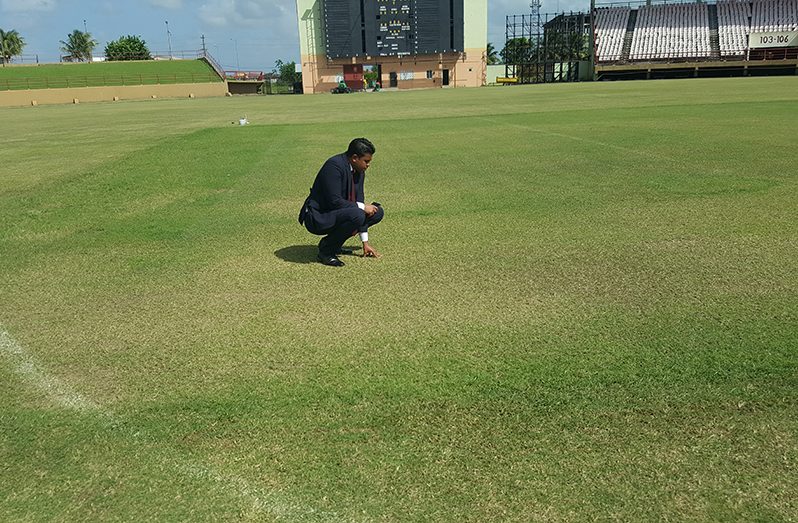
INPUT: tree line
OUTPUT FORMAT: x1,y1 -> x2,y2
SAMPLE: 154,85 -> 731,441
1,28 -> 154,64
2,26 -> 586,69
491,33 -> 590,66
472,38 -> 589,67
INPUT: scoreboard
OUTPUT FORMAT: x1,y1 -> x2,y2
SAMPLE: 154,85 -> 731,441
324,0 -> 464,58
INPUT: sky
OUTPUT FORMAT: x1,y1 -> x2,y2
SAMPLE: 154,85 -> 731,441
1,0 -> 585,71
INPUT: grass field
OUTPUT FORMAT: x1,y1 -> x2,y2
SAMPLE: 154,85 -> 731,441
1,77 -> 797,521
0,59 -> 221,91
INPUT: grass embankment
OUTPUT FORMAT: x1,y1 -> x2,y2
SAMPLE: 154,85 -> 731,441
1,78 -> 797,521
0,59 -> 221,91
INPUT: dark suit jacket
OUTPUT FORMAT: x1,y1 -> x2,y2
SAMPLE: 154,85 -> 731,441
298,153 -> 365,231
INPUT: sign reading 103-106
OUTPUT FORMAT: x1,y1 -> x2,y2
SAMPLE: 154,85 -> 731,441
748,32 -> 798,49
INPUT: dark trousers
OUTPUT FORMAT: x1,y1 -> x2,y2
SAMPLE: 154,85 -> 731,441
305,205 -> 384,256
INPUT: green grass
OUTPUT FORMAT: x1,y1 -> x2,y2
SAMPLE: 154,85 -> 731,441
0,59 -> 221,90
1,77 -> 797,521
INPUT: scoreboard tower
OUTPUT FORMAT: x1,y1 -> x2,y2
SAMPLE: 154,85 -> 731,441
296,0 -> 487,93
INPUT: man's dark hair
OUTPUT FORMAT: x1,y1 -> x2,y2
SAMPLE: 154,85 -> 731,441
346,138 -> 375,157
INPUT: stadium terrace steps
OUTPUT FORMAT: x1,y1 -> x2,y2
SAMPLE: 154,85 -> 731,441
201,55 -> 226,81
708,4 -> 722,59
709,30 -> 721,59
708,3 -> 720,31
621,9 -> 638,61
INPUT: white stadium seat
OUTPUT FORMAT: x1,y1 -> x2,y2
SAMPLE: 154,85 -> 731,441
597,0 -> 797,63
630,3 -> 711,60
595,7 -> 631,62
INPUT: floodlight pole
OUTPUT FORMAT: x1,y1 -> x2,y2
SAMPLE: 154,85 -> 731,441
165,20 -> 173,59
83,19 -> 94,62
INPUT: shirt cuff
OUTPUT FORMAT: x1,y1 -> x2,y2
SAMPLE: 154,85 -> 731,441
356,202 -> 365,210
359,231 -> 369,242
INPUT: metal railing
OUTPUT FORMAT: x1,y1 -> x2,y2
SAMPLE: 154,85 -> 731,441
599,47 -> 798,64
81,49 -> 206,62
601,51 -> 715,62
0,72 -> 222,91
1,54 -> 39,65
596,0 -> 720,7
225,70 -> 266,81
749,47 -> 798,60
201,51 -> 225,79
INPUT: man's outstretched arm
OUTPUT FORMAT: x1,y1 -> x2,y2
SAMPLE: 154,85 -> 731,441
360,203 -> 381,257
362,241 -> 380,258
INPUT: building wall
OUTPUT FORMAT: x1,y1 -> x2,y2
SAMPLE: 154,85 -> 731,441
0,81 -> 228,107
463,0 -> 488,51
486,64 -> 507,84
296,0 -> 487,93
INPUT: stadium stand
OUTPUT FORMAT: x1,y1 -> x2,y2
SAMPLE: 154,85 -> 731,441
595,7 -> 632,61
752,0 -> 798,31
594,0 -> 798,63
629,2 -> 712,60
718,0 -> 751,57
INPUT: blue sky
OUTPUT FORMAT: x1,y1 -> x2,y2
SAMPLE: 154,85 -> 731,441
1,0 -> 583,71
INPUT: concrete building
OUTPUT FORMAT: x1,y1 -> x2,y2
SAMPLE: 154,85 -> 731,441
296,0 -> 487,94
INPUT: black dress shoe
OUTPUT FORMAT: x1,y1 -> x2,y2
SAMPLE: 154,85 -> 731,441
337,247 -> 354,255
317,254 -> 345,267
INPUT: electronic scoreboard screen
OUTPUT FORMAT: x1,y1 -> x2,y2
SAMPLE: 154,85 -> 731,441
324,0 -> 464,59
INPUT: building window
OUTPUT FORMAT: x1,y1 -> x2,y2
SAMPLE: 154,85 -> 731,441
426,70 -> 433,79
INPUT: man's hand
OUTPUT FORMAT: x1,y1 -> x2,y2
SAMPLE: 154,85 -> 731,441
364,204 -> 378,217
362,242 -> 380,258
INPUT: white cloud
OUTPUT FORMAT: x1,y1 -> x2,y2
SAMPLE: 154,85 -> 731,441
148,0 -> 182,8
198,0 -> 290,28
1,0 -> 56,12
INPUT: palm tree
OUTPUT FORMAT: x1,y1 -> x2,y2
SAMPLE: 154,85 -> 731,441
0,29 -> 25,66
500,37 -> 533,66
60,30 -> 97,62
486,42 -> 500,65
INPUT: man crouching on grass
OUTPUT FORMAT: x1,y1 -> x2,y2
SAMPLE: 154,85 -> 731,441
298,138 -> 384,267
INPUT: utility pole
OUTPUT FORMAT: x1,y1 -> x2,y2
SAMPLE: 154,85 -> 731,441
165,20 -> 173,59
231,38 -> 240,71
84,19 -> 93,62
201,34 -> 207,56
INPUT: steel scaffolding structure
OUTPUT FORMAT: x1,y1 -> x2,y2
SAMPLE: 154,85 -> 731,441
505,1 -> 594,83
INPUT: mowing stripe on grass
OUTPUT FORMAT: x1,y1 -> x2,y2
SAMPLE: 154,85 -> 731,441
480,116 -> 681,163
0,325 -> 344,522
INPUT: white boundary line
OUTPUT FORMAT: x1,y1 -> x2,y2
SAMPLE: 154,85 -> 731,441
0,329 -> 99,412
0,327 -> 346,522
